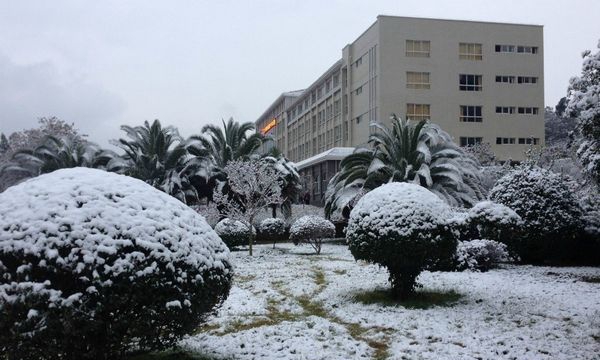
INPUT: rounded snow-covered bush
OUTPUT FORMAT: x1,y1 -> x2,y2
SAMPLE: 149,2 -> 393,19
455,239 -> 512,272
489,166 -> 583,263
0,168 -> 233,360
289,215 -> 335,254
214,218 -> 254,249
466,201 -> 523,252
346,183 -> 457,298
258,218 -> 287,247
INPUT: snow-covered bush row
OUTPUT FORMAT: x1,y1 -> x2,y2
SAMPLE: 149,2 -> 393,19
290,215 -> 335,254
455,239 -> 512,272
0,168 -> 233,359
215,218 -> 255,249
489,166 -> 583,263
346,183 -> 456,298
466,201 -> 523,252
258,218 -> 287,247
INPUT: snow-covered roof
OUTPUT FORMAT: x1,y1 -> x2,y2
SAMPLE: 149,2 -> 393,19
283,89 -> 305,97
295,147 -> 355,170
255,90 -> 305,124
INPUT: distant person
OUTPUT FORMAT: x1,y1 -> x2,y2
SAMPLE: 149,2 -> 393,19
303,192 -> 310,205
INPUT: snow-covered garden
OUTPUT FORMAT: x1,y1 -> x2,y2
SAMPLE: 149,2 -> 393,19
182,243 -> 600,360
1,40 -> 600,360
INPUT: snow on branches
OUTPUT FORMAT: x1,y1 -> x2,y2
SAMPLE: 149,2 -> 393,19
566,39 -> 600,184
210,159 -> 283,255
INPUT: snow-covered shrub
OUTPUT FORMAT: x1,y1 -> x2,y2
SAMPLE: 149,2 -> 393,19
455,239 -> 512,271
447,210 -> 470,240
489,166 -> 583,263
289,215 -> 335,254
214,218 -> 254,249
258,218 -> 287,247
466,201 -> 523,253
0,168 -> 233,359
346,183 -> 457,298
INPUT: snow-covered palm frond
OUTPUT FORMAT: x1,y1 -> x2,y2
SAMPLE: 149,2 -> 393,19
325,114 -> 485,218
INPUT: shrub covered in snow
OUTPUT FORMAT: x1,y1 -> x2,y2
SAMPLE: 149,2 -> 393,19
455,239 -> 512,271
214,218 -> 254,249
258,218 -> 288,247
0,168 -> 233,359
289,215 -> 335,254
489,166 -> 583,263
346,183 -> 457,298
466,201 -> 523,253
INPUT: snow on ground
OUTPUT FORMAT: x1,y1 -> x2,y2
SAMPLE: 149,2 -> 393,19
181,243 -> 600,360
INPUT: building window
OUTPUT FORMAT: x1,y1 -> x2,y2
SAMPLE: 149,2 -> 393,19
406,72 -> 430,89
406,40 -> 430,57
495,44 -> 515,53
517,46 -> 538,54
406,103 -> 430,121
344,122 -> 349,140
356,114 -> 361,124
496,137 -> 516,144
496,75 -> 515,83
355,57 -> 363,67
333,74 -> 340,87
355,86 -> 363,95
459,106 -> 483,122
334,125 -> 341,143
459,74 -> 483,91
517,107 -> 539,115
334,99 -> 341,115
460,137 -> 483,147
517,76 -> 538,84
459,43 -> 483,60
496,106 -> 515,114
518,137 -> 540,145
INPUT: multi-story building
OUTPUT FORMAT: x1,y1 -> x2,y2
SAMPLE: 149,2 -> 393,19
255,15 -> 544,205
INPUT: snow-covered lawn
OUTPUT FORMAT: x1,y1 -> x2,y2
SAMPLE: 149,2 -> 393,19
181,243 -> 600,360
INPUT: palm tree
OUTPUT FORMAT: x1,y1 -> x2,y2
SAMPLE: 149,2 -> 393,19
106,120 -> 207,204
1,135 -> 103,178
193,118 -> 264,169
325,115 -> 485,218
189,118 -> 264,200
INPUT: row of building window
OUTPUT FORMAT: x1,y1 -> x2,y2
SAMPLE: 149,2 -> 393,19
405,40 -> 538,58
402,104 -> 539,122
496,106 -> 539,115
402,72 -> 538,91
496,137 -> 541,145
495,44 -> 538,54
459,137 -> 540,147
291,73 -> 342,120
496,75 -> 538,84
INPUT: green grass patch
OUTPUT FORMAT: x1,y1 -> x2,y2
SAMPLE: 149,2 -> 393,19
352,288 -> 463,309
297,295 -> 329,318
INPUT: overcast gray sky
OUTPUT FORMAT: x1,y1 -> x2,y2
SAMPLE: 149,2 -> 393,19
1,0 -> 599,146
